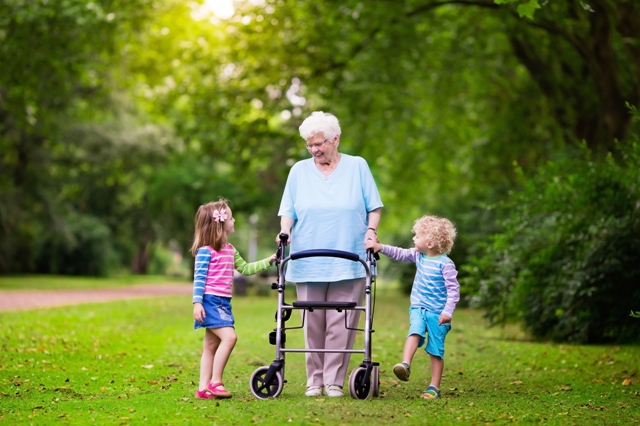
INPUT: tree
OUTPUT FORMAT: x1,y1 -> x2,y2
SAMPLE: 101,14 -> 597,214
4,0 -> 636,282
0,0 -> 155,273
352,0 -> 640,152
499,0 -> 639,153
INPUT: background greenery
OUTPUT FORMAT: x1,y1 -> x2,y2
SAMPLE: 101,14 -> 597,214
1,0 -> 639,343
1,288 -> 638,425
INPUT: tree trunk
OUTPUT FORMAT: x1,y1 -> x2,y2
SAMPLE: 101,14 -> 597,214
131,242 -> 150,274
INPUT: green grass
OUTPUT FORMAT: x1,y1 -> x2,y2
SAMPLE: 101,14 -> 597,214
0,285 -> 639,425
0,275 -> 189,290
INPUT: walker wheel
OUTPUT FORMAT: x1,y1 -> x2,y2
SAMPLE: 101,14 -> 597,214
348,366 -> 373,400
372,365 -> 380,397
250,366 -> 284,399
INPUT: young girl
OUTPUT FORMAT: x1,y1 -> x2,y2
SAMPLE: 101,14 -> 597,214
191,198 -> 276,399
365,215 -> 460,400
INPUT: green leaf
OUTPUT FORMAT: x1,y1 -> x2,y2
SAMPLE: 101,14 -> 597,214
517,0 -> 541,19
494,0 -> 541,19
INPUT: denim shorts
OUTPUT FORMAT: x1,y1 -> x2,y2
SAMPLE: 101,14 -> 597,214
407,307 -> 451,359
194,294 -> 235,330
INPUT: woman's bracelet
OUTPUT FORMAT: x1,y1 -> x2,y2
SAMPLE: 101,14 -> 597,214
367,227 -> 377,234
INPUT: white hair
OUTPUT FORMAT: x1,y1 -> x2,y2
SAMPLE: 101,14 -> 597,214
299,111 -> 341,140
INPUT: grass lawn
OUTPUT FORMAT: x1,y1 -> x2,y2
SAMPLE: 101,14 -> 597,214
0,284 -> 638,425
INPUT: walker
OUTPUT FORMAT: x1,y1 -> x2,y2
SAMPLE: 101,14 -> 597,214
249,233 -> 380,400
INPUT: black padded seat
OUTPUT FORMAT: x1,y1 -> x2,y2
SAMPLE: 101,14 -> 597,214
292,301 -> 357,310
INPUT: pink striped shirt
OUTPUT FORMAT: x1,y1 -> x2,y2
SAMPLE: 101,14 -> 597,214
192,244 -> 272,303
203,244 -> 235,298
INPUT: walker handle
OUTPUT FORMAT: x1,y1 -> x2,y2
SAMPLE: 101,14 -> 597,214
289,249 -> 360,262
276,233 -> 289,262
367,248 -> 380,261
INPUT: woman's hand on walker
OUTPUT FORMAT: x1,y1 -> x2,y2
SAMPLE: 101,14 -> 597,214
193,303 -> 206,323
275,232 -> 291,245
364,227 -> 379,243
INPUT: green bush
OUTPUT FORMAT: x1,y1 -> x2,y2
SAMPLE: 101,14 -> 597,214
466,142 -> 640,343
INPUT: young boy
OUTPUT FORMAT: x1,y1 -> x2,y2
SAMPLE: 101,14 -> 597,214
365,215 -> 460,399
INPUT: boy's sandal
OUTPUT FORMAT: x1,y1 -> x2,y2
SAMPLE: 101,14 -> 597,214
421,385 -> 441,400
393,362 -> 411,381
207,381 -> 232,398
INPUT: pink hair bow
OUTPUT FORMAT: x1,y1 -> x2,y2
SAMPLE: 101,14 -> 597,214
213,209 -> 228,223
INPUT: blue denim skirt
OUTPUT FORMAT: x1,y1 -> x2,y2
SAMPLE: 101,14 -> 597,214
194,294 -> 235,330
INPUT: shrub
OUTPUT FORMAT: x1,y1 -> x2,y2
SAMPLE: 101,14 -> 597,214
466,142 -> 640,343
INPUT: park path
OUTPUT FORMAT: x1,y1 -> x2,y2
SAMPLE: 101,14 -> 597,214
0,284 -> 192,311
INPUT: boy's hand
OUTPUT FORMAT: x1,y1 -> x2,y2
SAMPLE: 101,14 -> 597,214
268,253 -> 277,265
193,302 -> 206,323
438,314 -> 451,326
364,239 -> 382,253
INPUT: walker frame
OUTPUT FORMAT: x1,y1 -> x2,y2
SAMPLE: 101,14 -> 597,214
249,233 -> 380,400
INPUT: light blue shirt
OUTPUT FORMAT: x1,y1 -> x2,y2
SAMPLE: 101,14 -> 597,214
278,154 -> 383,282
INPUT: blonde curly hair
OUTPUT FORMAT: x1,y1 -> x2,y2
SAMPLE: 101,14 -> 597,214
412,215 -> 457,254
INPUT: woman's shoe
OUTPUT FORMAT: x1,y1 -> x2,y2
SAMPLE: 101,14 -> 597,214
207,381 -> 232,398
324,384 -> 344,397
305,386 -> 323,397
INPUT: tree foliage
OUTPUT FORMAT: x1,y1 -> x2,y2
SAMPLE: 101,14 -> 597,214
1,0 -> 639,349
0,0 -> 156,273
503,0 -> 639,153
465,118 -> 640,343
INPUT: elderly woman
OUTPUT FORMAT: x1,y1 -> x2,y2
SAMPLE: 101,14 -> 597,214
277,111 -> 383,397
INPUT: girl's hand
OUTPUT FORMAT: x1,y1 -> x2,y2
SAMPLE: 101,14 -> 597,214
193,302 -> 206,323
268,253 -> 277,265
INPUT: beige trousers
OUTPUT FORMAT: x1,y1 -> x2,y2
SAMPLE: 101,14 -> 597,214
296,278 -> 366,388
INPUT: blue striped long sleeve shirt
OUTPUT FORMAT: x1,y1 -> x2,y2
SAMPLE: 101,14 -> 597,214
379,245 -> 460,318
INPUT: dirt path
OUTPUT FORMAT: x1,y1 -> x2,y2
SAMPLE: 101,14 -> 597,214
0,284 -> 192,311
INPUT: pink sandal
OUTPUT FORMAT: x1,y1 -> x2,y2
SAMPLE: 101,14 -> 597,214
195,389 -> 216,399
207,381 -> 232,398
